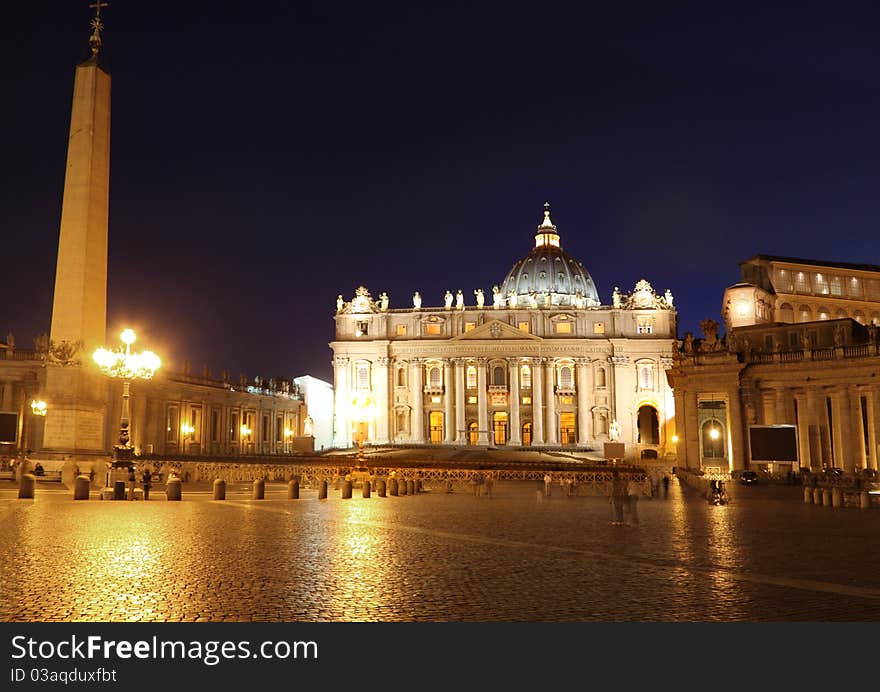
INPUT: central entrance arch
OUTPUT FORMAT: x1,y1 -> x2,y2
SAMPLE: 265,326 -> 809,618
637,404 -> 660,445
493,411 -> 508,445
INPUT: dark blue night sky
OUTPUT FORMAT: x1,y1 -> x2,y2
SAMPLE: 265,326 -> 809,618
4,2 -> 880,382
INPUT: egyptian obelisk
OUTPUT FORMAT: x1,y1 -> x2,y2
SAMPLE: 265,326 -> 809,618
42,3 -> 112,465
49,3 -> 110,355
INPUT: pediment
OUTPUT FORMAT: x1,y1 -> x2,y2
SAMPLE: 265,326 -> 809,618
451,319 -> 542,341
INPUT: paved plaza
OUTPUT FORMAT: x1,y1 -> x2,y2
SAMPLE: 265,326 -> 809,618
2,476 -> 880,622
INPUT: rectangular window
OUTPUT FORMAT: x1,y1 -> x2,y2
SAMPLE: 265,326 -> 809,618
520,365 -> 531,389
396,324 -> 407,336
849,277 -> 862,299
794,272 -> 810,293
814,273 -> 829,295
425,323 -> 441,335
231,412 -> 239,442
262,414 -> 270,442
518,322 -> 530,333
555,322 -> 572,334
356,321 -> 369,336
637,319 -> 653,334
560,396 -> 573,405
764,335 -> 774,351
866,280 -> 880,301
276,415 -> 284,442
467,396 -> 478,404
211,409 -> 220,443
166,406 -> 179,442
356,363 -> 370,390
830,276 -> 843,297
593,322 -> 605,335
465,322 -> 475,332
788,332 -> 800,349
521,396 -> 532,405
775,269 -> 793,292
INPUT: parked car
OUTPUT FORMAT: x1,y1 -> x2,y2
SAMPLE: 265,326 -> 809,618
739,470 -> 758,485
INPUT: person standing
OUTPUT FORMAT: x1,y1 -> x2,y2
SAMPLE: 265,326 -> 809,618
543,474 -> 552,497
142,468 -> 152,501
610,470 -> 626,525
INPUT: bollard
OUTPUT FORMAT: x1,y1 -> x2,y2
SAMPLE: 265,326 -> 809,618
288,479 -> 299,499
822,488 -> 831,507
213,478 -> 226,500
113,480 -> 126,501
860,490 -> 871,509
399,478 -> 408,496
342,480 -> 352,499
377,479 -> 386,497
407,480 -> 416,495
803,486 -> 812,504
252,478 -> 265,500
831,487 -> 842,508
318,479 -> 328,499
813,488 -> 821,505
18,473 -> 35,499
362,480 -> 371,498
388,478 -> 398,496
74,475 -> 90,500
166,478 -> 182,501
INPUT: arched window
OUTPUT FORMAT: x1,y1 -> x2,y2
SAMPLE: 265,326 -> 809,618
778,303 -> 794,322
637,405 -> 659,445
468,421 -> 479,446
558,365 -> 573,389
520,364 -> 532,389
798,305 -> 812,322
466,366 -> 477,389
596,368 -> 607,388
701,419 -> 724,458
397,367 -> 406,387
396,411 -> 408,435
818,307 -> 830,320
429,366 -> 442,388
522,422 -> 532,446
594,410 -> 608,436
835,309 -> 847,319
492,366 -> 505,386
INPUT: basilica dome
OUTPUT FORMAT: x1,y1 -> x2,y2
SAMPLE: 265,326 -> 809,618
498,203 -> 600,308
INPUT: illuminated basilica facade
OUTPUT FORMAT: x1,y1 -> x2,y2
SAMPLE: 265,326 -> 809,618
330,205 -> 678,460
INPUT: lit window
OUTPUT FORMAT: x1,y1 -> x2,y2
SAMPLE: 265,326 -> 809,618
467,396 -> 478,404
396,324 -> 407,336
518,322 -> 530,333
425,323 -> 441,335
465,322 -> 475,332
814,273 -> 829,295
735,301 -> 750,318
639,365 -> 654,390
558,366 -> 573,388
521,396 -> 532,405
593,322 -> 605,334
637,318 -> 653,334
850,277 -> 862,298
560,396 -> 574,405
431,396 -> 441,404
830,276 -> 843,297
520,364 -> 532,389
466,366 -> 477,388
429,366 -> 442,388
356,321 -> 369,336
555,322 -> 572,334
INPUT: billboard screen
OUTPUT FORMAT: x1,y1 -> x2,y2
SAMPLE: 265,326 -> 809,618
749,425 -> 798,462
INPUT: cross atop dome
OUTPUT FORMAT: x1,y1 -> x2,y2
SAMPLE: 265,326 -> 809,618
88,1 -> 108,59
535,201 -> 560,248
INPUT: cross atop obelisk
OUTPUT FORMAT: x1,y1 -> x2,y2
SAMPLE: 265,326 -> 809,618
88,1 -> 109,58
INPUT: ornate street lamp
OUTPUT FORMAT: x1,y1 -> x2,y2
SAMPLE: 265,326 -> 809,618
93,328 -> 160,465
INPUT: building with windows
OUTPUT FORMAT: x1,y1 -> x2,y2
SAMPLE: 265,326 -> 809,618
330,205 -> 677,461
667,256 -> 880,475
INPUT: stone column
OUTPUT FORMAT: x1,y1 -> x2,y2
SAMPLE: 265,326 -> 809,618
375,357 -> 390,444
684,390 -> 700,470
444,359 -> 455,444
673,388 -> 686,461
507,359 -> 522,446
728,387 -> 746,472
819,391 -> 833,468
610,355 -> 632,444
0,380 -> 12,412
830,390 -> 846,470
531,358 -> 545,445
576,358 -> 591,445
794,391 -> 811,470
476,358 -> 489,445
333,356 -> 350,448
410,359 -> 424,443
867,388 -> 879,471
454,358 -> 466,444
544,359 -> 557,445
774,387 -> 788,425
850,386 -> 867,470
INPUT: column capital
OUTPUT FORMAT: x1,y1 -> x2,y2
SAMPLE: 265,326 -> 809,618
410,357 -> 425,366
530,356 -> 546,366
333,356 -> 349,367
376,357 -> 390,367
473,356 -> 488,365
574,357 -> 591,367
609,354 -> 630,366
452,357 -> 469,366
659,356 -> 674,370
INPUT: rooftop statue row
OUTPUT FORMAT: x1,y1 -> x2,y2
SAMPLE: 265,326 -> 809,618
336,280 -> 674,314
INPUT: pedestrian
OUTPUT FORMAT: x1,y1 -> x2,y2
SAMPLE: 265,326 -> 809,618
127,465 -> 137,500
662,475 -> 670,495
474,472 -> 484,497
543,473 -> 552,497
142,468 -> 152,501
626,479 -> 640,525
485,472 -> 494,498
610,470 -> 626,525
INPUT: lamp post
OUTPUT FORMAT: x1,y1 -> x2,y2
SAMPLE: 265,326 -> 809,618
93,328 -> 160,466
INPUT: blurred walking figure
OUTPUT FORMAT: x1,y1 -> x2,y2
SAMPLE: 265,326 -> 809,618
662,475 -> 670,495
626,479 -> 640,525
610,470 -> 626,525
543,474 -> 552,497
